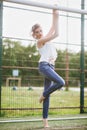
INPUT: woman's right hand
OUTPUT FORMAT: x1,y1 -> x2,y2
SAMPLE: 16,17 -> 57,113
53,9 -> 59,15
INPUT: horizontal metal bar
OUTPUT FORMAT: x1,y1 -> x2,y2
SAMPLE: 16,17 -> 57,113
3,36 -> 34,42
3,5 -> 84,19
1,106 -> 84,110
2,66 -> 80,71
3,36 -> 87,47
2,0 -> 87,15
0,115 -> 87,123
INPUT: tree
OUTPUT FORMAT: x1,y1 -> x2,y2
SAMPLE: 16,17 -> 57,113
3,38 -> 86,87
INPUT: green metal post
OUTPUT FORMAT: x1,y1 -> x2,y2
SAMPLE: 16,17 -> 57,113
0,1 -> 3,116
80,0 -> 85,113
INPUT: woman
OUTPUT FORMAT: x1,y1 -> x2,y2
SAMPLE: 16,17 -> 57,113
31,9 -> 65,128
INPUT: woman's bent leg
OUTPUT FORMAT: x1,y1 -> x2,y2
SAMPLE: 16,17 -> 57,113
39,63 -> 65,98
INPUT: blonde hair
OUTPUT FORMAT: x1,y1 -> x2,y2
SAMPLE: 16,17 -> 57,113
31,23 -> 41,33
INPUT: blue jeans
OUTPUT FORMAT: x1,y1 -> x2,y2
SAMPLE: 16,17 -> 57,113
39,62 -> 65,119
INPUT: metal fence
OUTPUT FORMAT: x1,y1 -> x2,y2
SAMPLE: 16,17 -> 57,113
0,0 -> 87,117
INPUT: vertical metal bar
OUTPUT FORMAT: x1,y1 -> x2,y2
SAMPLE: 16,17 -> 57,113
0,1 -> 3,116
65,49 -> 69,91
80,0 -> 85,113
65,0 -> 69,91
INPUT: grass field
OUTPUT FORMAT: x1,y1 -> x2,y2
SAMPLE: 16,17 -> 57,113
0,87 -> 87,130
1,87 -> 87,117
0,114 -> 87,130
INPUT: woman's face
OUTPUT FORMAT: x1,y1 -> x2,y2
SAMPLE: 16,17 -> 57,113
34,27 -> 43,39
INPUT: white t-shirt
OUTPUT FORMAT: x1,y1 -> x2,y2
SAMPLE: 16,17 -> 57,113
38,42 -> 57,65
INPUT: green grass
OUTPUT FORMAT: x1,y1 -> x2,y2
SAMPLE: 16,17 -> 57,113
1,87 -> 87,117
0,115 -> 87,130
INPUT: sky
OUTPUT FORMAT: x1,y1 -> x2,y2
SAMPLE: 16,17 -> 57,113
2,0 -> 87,52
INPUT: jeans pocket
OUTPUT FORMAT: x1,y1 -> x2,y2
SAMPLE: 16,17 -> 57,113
39,64 -> 49,71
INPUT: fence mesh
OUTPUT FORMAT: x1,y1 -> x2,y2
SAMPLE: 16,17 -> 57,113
0,0 -> 87,117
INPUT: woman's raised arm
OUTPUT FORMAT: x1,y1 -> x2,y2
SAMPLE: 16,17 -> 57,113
37,9 -> 59,48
